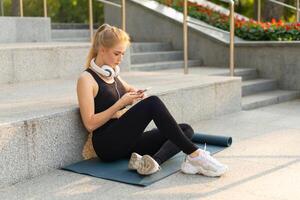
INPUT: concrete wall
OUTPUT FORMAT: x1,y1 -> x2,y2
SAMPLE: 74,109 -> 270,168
0,17 -> 51,43
104,0 -> 300,90
0,42 -> 130,85
0,44 -> 90,84
0,108 -> 87,188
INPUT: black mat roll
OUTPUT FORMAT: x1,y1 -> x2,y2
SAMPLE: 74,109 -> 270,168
192,133 -> 232,147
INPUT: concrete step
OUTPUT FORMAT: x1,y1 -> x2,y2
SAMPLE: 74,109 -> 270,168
242,79 -> 278,97
51,29 -> 91,39
52,37 -> 90,42
155,67 -> 257,81
0,42 -> 90,84
242,90 -> 300,110
131,50 -> 183,64
130,42 -> 173,53
131,60 -> 202,71
212,68 -> 258,81
0,72 -> 241,188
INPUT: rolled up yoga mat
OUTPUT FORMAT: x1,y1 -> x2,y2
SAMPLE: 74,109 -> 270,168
192,133 -> 232,147
62,132 -> 232,186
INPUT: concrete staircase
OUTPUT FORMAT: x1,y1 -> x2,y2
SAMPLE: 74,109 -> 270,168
0,39 -> 298,191
219,68 -> 300,110
128,42 -> 300,110
51,29 -> 90,42
130,42 -> 202,71
0,40 -> 241,188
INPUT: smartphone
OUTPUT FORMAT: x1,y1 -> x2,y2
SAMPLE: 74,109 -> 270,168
137,87 -> 152,93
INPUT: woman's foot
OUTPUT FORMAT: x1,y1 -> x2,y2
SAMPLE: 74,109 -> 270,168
128,153 -> 160,175
181,149 -> 228,177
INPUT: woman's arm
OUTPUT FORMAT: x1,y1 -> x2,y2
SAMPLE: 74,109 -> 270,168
77,74 -> 124,132
77,74 -> 143,132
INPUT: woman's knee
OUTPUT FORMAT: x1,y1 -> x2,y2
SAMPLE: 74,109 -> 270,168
179,123 -> 194,139
142,95 -> 163,108
145,95 -> 161,103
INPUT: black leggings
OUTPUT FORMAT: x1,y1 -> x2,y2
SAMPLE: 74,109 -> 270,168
92,95 -> 198,164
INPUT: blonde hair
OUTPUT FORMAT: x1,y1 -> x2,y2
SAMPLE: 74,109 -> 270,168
85,24 -> 130,68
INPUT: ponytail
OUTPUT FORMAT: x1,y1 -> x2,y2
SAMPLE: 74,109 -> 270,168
85,24 -> 130,68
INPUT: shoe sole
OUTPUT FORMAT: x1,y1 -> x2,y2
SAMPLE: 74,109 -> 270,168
181,162 -> 227,177
128,153 -> 140,170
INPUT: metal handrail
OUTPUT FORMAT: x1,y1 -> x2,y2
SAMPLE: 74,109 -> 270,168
229,0 -> 235,77
90,0 -> 126,42
98,0 -> 121,8
0,0 -> 4,16
19,0 -> 48,17
44,0 -> 47,18
89,0 -> 94,42
258,0 -> 300,22
183,0 -> 235,76
183,0 -> 188,74
20,0 -> 23,17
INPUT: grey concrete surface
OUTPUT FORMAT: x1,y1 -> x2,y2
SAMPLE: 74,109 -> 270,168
0,17 -> 51,43
0,71 -> 240,187
131,50 -> 183,64
0,43 -> 90,84
242,79 -> 277,97
131,60 -> 202,71
1,100 -> 300,200
242,90 -> 300,110
130,42 -> 173,53
51,29 -> 90,39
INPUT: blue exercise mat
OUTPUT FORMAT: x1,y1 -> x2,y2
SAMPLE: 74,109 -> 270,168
62,133 -> 232,186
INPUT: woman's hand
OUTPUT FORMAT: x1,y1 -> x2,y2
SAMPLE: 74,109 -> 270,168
118,92 -> 144,107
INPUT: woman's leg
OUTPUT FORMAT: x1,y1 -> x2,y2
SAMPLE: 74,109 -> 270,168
132,123 -> 194,165
92,96 -> 197,161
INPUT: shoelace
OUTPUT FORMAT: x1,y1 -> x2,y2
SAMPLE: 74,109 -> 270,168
204,143 -> 210,155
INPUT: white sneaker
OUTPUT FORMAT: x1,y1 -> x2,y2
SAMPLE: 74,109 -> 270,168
128,153 -> 161,175
128,152 -> 142,170
137,155 -> 161,175
181,149 -> 228,177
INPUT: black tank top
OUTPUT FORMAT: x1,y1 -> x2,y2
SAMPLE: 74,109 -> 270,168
85,68 -> 126,132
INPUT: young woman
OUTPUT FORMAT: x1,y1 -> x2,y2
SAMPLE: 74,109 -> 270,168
77,24 -> 228,177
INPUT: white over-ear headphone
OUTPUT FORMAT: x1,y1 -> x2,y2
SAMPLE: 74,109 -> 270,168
90,58 -> 120,78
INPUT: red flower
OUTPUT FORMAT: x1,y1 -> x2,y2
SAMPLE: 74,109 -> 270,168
277,19 -> 284,26
285,25 -> 291,31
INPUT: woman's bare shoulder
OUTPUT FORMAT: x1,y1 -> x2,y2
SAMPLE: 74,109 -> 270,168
77,71 -> 98,97
78,71 -> 94,85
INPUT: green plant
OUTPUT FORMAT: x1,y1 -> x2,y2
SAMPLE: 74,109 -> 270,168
156,0 -> 300,41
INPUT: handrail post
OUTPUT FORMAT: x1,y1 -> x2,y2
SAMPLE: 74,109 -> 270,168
43,0 -> 47,17
257,0 -> 261,22
229,0 -> 235,76
121,0 -> 126,31
89,0 -> 94,42
183,0 -> 188,74
297,0 -> 299,22
0,0 -> 4,16
19,0 -> 23,17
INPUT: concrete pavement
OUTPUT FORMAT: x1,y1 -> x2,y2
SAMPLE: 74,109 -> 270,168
1,99 -> 299,200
